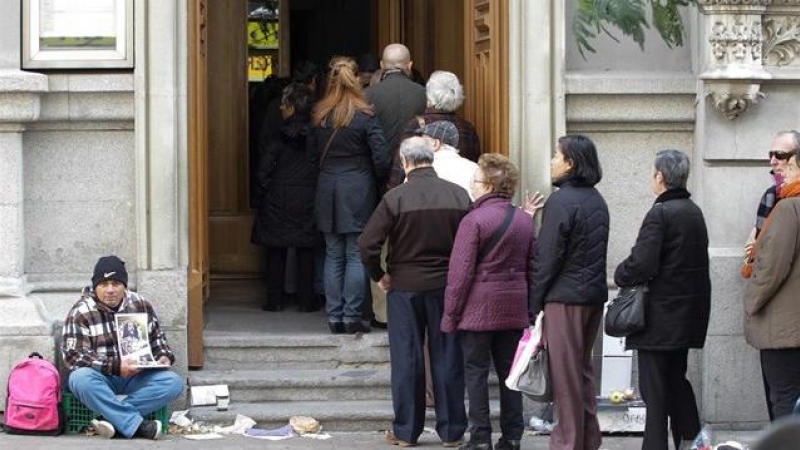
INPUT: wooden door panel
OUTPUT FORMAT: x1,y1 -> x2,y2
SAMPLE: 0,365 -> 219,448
464,0 -> 508,155
207,0 -> 260,274
188,0 -> 209,369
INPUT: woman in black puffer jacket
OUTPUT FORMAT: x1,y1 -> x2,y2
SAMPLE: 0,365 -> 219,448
528,135 -> 609,450
252,82 -> 321,312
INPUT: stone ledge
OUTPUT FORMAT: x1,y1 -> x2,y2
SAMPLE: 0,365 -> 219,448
0,70 -> 48,92
46,73 -> 133,93
566,71 -> 697,95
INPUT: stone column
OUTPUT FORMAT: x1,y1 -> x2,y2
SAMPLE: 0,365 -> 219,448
0,3 -> 55,410
134,0 -> 189,373
508,0 -> 565,200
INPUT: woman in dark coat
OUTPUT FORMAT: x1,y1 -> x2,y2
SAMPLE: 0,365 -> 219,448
252,82 -> 320,312
528,135 -> 609,450
312,56 -> 390,334
614,149 -> 710,450
442,154 -> 535,450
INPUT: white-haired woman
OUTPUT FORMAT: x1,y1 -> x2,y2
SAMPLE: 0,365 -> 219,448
406,70 -> 481,163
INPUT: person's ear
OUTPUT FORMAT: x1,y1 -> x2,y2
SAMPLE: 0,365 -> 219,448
380,60 -> 386,70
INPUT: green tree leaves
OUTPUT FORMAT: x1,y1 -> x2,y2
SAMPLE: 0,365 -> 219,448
573,0 -> 695,58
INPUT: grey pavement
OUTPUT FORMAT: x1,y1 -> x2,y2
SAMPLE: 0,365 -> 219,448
0,430 -> 761,450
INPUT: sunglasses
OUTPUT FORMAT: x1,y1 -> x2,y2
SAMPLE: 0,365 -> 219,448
769,150 -> 794,161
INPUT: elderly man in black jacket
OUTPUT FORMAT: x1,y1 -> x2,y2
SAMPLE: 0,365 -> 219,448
359,136 -> 469,448
615,149 -> 710,450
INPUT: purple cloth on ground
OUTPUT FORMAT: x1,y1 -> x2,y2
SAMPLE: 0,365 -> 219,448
245,424 -> 295,437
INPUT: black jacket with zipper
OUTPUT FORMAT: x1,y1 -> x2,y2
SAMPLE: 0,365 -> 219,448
529,180 -> 610,314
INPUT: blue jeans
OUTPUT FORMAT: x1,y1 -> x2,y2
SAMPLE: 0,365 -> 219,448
68,367 -> 183,438
324,232 -> 367,322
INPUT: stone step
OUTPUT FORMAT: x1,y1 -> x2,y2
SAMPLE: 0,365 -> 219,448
189,368 -> 393,402
189,368 -> 502,403
189,399 -> 502,433
202,332 -> 391,370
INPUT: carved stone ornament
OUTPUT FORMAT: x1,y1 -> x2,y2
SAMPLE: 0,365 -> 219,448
763,17 -> 800,65
706,81 -> 766,119
709,19 -> 763,63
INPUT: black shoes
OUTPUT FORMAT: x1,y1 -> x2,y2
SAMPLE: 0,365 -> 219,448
262,301 -> 283,312
459,441 -> 492,450
494,439 -> 520,450
329,322 -> 345,334
134,419 -> 162,440
345,321 -> 371,334
370,318 -> 388,329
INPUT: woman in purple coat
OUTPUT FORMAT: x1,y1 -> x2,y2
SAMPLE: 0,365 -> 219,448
441,154 -> 537,450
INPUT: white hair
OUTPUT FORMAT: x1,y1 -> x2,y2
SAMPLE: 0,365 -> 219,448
426,71 -> 464,112
399,136 -> 435,166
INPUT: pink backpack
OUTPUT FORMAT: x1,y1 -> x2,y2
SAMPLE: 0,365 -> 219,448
4,352 -> 64,435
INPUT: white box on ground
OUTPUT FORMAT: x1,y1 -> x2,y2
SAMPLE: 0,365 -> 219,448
600,357 -> 632,397
190,384 -> 230,406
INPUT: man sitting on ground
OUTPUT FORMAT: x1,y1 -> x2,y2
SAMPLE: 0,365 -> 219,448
61,255 -> 183,440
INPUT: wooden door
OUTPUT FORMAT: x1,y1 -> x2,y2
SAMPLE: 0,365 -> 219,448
207,0 -> 259,274
464,0 -> 508,155
188,0 -> 209,368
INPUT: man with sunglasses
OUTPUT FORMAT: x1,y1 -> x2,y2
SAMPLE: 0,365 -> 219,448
743,130 -> 800,421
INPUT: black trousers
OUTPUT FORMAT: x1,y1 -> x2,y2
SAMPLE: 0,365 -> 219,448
460,329 -> 524,444
760,348 -> 800,420
387,288 -> 467,444
637,349 -> 700,450
265,246 -> 315,309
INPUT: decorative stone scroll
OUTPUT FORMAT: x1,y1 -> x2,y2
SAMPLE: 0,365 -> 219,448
763,16 -> 800,65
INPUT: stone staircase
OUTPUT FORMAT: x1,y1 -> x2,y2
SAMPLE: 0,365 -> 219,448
188,330 -> 500,432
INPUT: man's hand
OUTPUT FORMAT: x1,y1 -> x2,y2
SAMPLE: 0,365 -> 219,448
744,227 -> 757,260
157,355 -> 172,367
120,358 -> 141,377
378,274 -> 391,292
522,190 -> 545,217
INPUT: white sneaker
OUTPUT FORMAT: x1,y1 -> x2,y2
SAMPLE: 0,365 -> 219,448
90,419 -> 116,438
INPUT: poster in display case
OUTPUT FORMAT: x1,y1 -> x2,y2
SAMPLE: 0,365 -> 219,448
22,0 -> 134,69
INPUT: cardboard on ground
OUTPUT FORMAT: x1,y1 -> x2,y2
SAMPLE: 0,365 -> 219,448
190,384 -> 230,406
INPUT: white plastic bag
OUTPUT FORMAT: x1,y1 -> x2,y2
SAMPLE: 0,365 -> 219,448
505,311 -> 544,391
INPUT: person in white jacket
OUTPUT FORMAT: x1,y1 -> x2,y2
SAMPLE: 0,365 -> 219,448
416,120 -> 478,199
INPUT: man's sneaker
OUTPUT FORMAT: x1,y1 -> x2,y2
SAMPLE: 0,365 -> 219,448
90,419 -> 115,439
134,419 -> 162,440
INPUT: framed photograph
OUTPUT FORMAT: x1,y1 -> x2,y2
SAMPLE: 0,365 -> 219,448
22,0 -> 134,69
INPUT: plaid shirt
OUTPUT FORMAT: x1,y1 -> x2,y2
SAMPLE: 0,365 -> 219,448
61,287 -> 175,375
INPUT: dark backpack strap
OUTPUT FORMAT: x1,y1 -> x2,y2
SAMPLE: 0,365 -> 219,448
477,204 -> 516,263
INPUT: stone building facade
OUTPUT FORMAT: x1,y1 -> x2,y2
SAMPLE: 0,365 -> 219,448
2,0 -> 799,427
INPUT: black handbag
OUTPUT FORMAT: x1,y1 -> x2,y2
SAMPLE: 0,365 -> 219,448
604,285 -> 647,337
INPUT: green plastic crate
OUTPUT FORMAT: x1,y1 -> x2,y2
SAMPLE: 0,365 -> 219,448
62,390 -> 169,435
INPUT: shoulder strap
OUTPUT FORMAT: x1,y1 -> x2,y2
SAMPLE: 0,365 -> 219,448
477,204 -> 516,264
318,128 -> 339,168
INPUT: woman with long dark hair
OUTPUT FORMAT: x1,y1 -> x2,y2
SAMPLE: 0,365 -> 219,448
312,56 -> 390,334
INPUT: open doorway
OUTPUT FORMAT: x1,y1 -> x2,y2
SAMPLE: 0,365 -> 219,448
189,0 -> 502,367
206,0 -> 379,314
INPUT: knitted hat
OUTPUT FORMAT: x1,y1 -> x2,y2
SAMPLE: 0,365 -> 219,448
417,120 -> 459,148
92,255 -> 128,289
